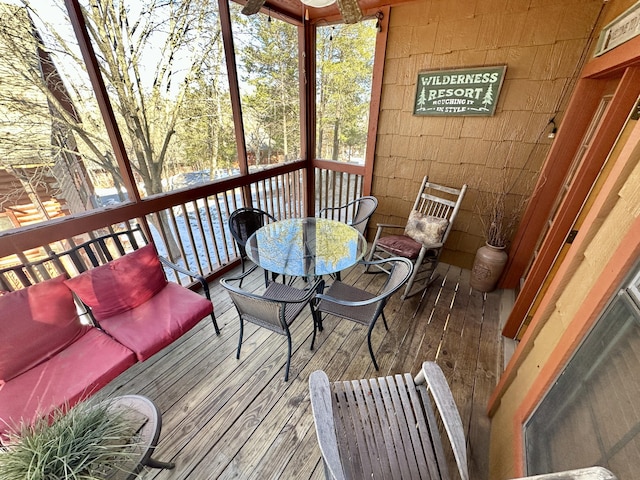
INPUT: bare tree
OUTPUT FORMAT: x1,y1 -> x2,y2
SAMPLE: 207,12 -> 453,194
0,0 -> 223,258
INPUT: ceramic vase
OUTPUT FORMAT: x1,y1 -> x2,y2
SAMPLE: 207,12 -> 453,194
470,243 -> 508,292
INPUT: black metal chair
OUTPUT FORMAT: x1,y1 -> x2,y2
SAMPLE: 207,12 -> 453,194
318,196 -> 378,237
220,265 -> 324,381
315,257 -> 413,370
228,207 -> 277,287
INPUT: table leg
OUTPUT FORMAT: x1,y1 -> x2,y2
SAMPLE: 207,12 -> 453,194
144,456 -> 176,470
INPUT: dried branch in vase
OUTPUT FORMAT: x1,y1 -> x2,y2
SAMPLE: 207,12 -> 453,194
477,170 -> 529,249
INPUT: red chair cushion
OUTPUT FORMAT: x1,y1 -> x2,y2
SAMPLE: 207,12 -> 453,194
0,275 -> 90,383
376,235 -> 422,259
98,282 -> 213,361
65,244 -> 167,321
0,328 -> 136,439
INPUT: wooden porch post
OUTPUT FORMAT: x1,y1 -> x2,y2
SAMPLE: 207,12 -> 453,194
218,0 -> 252,207
302,19 -> 316,216
63,0 -> 140,204
363,7 -> 389,197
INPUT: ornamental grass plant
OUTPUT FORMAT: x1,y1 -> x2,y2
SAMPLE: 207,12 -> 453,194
0,399 -> 141,480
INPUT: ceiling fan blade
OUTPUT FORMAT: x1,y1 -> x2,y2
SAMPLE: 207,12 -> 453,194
336,0 -> 362,24
241,0 -> 266,15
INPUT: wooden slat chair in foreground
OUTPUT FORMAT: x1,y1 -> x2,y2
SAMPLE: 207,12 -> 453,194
309,361 -> 617,480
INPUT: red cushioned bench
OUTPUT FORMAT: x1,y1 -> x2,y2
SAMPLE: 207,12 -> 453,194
0,227 -> 217,440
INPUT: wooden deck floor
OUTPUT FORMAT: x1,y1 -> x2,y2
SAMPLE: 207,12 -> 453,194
100,262 -> 504,480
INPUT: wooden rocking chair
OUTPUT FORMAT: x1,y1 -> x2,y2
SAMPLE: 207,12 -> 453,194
367,176 -> 466,299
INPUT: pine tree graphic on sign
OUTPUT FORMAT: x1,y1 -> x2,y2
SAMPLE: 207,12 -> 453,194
482,84 -> 494,110
416,86 -> 427,111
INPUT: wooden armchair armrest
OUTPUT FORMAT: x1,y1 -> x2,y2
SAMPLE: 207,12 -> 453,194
375,222 -> 405,231
509,467 -> 617,480
309,370 -> 347,480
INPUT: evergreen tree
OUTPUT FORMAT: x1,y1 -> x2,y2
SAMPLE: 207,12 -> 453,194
316,21 -> 376,162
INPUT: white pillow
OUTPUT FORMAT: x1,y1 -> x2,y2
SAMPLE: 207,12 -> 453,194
404,211 -> 449,246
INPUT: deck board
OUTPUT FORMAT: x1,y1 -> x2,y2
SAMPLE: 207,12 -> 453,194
99,262 -> 503,480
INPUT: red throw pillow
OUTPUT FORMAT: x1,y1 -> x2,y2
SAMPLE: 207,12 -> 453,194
65,244 -> 168,321
0,275 -> 89,383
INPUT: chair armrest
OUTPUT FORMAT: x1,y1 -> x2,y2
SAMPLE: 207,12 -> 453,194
318,205 -> 347,217
158,256 -> 212,301
221,269 -> 323,305
375,222 -> 405,230
317,257 -> 410,307
263,277 -> 324,304
316,290 -> 384,308
309,370 -> 346,480
420,241 -> 444,250
415,361 -> 469,480
219,264 -> 260,284
509,467 -> 617,480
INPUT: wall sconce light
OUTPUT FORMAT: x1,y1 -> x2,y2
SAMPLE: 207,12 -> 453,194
375,11 -> 383,32
547,117 -> 557,139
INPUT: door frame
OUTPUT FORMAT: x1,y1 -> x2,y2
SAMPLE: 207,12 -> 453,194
500,35 -> 640,338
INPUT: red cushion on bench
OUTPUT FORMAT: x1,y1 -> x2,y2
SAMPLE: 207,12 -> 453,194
65,244 -> 167,321
98,282 -> 213,361
0,328 -> 136,439
0,275 -> 90,383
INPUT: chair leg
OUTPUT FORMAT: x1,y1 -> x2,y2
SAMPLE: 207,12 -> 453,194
210,311 -> 221,335
200,280 -> 221,335
310,306 -> 318,350
236,319 -> 244,359
402,249 -> 428,299
381,311 -> 389,330
367,324 -> 379,370
284,330 -> 292,381
239,257 -> 246,288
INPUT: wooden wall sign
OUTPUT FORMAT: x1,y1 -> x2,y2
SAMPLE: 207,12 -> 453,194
594,0 -> 640,57
413,65 -> 506,117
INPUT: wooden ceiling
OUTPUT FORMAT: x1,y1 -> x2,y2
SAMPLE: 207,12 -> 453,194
234,0 -> 411,23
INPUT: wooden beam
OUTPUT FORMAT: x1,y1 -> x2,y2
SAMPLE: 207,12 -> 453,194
303,19 -> 316,216
62,0 -> 140,203
219,0 -> 249,179
363,6 -> 389,197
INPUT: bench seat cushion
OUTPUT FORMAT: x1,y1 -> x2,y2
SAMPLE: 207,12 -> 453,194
0,275 -> 90,383
0,328 -> 136,439
98,282 -> 213,362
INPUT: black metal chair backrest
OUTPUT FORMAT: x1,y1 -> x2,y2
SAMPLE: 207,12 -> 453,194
0,225 -> 147,292
318,196 -> 378,237
228,207 -> 276,258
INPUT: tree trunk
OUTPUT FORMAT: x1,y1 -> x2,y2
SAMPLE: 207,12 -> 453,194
332,119 -> 340,161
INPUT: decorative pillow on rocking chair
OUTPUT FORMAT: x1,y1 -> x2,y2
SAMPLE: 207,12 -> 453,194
404,211 -> 449,246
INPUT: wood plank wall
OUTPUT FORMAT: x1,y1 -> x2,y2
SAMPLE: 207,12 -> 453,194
373,0 -> 605,269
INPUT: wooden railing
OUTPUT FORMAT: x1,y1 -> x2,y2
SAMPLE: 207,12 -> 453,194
0,162 -> 366,288
147,169 -> 305,284
314,160 -> 366,224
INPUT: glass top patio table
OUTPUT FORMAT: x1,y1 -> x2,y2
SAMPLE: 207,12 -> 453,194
245,217 -> 367,278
